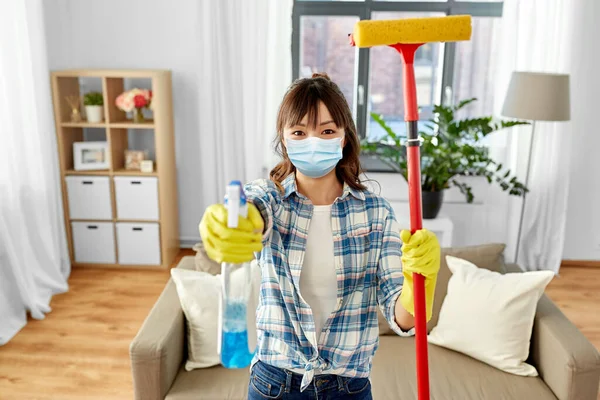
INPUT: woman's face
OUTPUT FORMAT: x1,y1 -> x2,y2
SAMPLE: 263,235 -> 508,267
283,101 -> 346,148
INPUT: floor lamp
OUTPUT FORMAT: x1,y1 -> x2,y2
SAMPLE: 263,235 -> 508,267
501,71 -> 571,263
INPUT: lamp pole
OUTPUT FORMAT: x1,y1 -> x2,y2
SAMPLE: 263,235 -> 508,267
514,120 -> 536,263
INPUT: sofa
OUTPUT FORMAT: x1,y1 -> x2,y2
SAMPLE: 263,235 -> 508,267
130,244 -> 600,399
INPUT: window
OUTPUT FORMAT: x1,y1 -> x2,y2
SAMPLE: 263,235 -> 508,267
300,16 -> 359,112
293,0 -> 504,170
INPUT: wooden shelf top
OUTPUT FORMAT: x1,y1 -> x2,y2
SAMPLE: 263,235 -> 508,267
65,169 -> 110,176
109,120 -> 155,129
64,169 -> 157,177
113,169 -> 158,176
60,120 -> 155,129
71,218 -> 159,224
52,69 -> 170,78
116,219 -> 160,224
62,122 -> 107,128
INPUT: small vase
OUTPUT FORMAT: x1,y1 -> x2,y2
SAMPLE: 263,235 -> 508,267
133,108 -> 145,123
70,108 -> 82,122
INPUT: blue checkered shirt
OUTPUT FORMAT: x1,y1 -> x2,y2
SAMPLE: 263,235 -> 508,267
245,174 -> 413,391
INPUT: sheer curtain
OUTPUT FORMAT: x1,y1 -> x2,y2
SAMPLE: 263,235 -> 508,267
196,0 -> 293,207
495,0 -> 575,272
0,0 -> 70,344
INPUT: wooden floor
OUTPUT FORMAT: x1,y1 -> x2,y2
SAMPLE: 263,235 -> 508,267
0,249 -> 193,400
0,251 -> 598,400
545,266 -> 600,351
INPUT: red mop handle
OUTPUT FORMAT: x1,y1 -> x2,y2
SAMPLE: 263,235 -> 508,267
391,43 -> 430,400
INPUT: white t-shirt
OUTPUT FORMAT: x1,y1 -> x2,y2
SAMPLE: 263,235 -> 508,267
299,205 -> 338,345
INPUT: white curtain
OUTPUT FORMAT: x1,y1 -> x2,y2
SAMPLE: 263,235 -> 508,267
196,0 -> 293,206
495,0 -> 576,272
0,0 -> 70,344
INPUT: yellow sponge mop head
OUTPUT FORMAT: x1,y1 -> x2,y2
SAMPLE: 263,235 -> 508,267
353,15 -> 472,47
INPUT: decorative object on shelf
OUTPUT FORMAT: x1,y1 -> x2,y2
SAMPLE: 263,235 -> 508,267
501,71 -> 571,262
83,91 -> 104,123
73,141 -> 110,171
115,88 -> 153,123
362,98 -> 530,219
124,149 -> 148,170
65,95 -> 82,122
140,160 -> 154,173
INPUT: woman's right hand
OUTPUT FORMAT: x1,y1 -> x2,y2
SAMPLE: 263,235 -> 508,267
199,203 -> 264,264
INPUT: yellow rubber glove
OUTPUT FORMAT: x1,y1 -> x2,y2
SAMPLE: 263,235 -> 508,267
399,228 -> 441,322
199,203 -> 264,264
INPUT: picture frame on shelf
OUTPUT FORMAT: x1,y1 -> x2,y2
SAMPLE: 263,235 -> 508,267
73,141 -> 110,171
124,149 -> 148,170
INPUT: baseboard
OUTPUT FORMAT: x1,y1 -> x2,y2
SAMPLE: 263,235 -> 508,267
561,260 -> 600,268
180,237 -> 200,249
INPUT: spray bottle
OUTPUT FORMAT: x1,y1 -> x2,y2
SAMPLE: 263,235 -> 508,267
219,180 -> 256,368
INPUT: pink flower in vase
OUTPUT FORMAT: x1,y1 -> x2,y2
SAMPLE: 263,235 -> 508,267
116,93 -> 134,113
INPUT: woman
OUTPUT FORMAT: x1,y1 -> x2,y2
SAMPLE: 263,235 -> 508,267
200,73 -> 440,399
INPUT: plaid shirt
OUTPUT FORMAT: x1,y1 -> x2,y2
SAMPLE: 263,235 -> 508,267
245,174 -> 413,391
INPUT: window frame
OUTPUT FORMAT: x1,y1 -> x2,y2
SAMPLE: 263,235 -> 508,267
292,0 -> 503,147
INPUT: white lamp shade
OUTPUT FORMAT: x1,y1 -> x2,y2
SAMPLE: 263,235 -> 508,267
501,71 -> 570,121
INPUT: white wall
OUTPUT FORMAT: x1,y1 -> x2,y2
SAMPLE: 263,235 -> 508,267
44,0 -> 205,246
562,3 -> 600,261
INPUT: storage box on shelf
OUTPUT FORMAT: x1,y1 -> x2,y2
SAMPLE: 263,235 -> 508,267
116,223 -> 161,265
51,69 -> 179,269
71,222 -> 116,264
65,176 -> 113,220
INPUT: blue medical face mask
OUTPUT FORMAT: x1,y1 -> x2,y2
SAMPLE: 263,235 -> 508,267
285,136 -> 343,178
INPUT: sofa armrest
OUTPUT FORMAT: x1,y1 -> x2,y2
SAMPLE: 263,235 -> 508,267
505,264 -> 600,399
130,278 -> 185,400
531,294 -> 600,400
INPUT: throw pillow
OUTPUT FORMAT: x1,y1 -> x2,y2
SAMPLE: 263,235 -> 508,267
427,256 -> 554,376
429,243 -> 506,332
379,243 -> 507,336
170,268 -> 221,370
171,260 -> 262,371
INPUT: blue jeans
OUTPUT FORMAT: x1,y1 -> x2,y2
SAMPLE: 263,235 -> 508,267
248,361 -> 373,400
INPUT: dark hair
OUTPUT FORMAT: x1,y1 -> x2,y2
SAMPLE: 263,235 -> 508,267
269,73 -> 366,193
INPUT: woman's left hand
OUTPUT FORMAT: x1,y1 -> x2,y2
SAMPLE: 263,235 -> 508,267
398,229 -> 441,322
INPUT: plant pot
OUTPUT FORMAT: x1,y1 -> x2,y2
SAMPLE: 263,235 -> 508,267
422,190 -> 444,219
85,105 -> 104,123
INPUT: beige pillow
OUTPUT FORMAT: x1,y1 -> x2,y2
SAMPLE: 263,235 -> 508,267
170,268 -> 220,370
379,243 -> 506,336
428,256 -> 554,376
171,261 -> 262,370
428,243 -> 506,332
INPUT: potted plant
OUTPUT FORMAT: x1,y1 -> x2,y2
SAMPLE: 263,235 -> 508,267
83,92 -> 104,123
361,98 -> 530,219
115,88 -> 152,123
